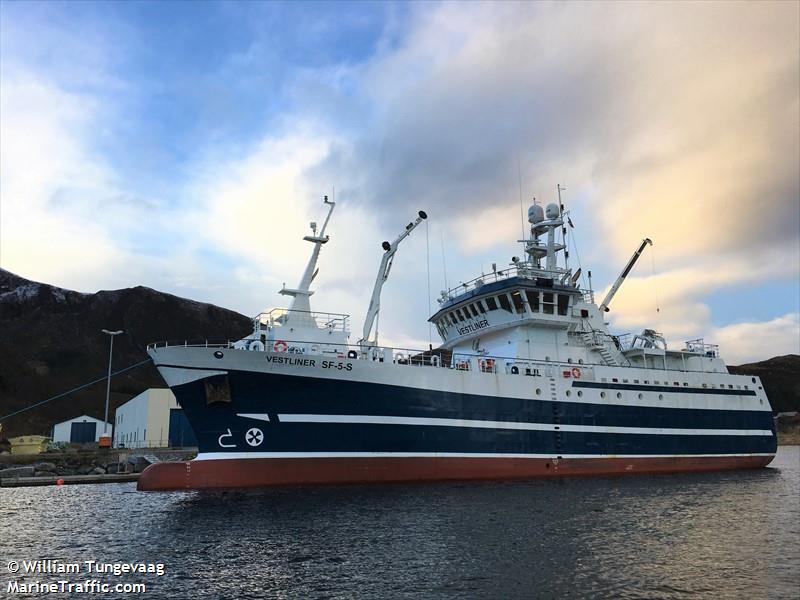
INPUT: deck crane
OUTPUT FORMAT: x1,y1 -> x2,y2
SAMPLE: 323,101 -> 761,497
360,210 -> 427,347
599,238 -> 653,312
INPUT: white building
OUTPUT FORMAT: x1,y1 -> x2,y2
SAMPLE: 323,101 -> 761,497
52,415 -> 113,444
113,388 -> 196,449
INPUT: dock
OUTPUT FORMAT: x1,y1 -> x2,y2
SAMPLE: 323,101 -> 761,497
1,473 -> 140,487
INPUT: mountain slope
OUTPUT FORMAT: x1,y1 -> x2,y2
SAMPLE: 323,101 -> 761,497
1,269 -> 797,439
0,269 -> 252,438
729,354 -> 800,414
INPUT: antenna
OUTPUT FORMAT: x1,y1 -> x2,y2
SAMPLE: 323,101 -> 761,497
426,218 -> 432,347
557,184 -> 568,271
440,229 -> 449,292
518,158 -> 525,242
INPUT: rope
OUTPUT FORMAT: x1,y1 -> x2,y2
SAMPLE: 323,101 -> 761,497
650,244 -> 661,316
0,358 -> 153,421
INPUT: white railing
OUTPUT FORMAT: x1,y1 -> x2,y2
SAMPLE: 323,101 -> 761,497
255,308 -> 350,334
439,264 -> 590,305
684,338 -> 720,358
147,337 -> 726,375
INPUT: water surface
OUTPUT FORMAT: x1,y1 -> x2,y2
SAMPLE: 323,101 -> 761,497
2,447 -> 798,599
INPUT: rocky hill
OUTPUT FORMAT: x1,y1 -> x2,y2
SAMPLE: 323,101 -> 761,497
0,268 -> 798,439
729,354 -> 800,414
0,269 -> 252,438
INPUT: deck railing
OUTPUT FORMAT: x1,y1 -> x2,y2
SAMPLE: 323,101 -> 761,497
440,264 -> 591,303
255,308 -> 350,334
146,337 -> 728,376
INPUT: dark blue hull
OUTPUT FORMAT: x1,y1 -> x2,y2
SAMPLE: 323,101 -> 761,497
171,368 -> 777,458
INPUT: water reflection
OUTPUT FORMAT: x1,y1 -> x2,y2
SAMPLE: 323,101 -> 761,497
1,448 -> 797,599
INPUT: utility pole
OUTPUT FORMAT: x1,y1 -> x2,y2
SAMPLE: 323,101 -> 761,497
101,329 -> 123,446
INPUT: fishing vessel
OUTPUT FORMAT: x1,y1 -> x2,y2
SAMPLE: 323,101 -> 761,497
138,193 -> 776,490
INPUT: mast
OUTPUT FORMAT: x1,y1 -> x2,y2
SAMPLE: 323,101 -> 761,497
279,196 -> 335,313
360,211 -> 427,346
599,238 -> 653,312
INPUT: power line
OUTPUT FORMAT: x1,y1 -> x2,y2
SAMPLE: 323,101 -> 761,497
0,358 -> 153,421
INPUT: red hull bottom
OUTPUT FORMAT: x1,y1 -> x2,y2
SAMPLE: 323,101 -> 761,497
137,454 -> 775,491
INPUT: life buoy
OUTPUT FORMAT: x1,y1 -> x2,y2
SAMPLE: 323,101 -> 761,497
273,340 -> 288,353
571,367 -> 581,379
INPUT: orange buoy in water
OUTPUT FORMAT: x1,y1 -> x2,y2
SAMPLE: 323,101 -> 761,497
56,479 -> 65,486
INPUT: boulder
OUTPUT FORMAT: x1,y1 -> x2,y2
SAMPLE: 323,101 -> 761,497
0,466 -> 35,478
35,470 -> 57,477
106,463 -> 120,474
34,461 -> 57,472
90,466 -> 106,475
76,464 -> 94,475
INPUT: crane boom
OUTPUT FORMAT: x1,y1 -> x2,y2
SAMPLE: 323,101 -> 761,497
360,210 -> 427,346
599,238 -> 653,312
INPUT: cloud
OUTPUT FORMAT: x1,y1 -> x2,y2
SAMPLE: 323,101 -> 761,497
1,2 -> 797,363
711,313 -> 800,365
302,1 -> 799,352
310,2 -> 799,262
0,71 -> 129,289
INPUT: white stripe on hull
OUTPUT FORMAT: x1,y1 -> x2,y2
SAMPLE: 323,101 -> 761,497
236,412 -> 774,437
195,451 -> 776,461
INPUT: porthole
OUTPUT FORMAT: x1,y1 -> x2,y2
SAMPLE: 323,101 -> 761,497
638,393 -> 643,400
578,359 -> 584,365
566,390 -> 572,397
536,388 -> 542,395
658,394 -> 664,400
213,351 -> 224,359
577,391 -> 583,398
600,392 -> 606,399
751,377 -> 756,384
759,398 -> 763,404
616,392 -> 622,399
567,358 -> 573,364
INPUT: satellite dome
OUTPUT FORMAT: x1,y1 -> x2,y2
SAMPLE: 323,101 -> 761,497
528,204 -> 544,224
545,203 -> 560,219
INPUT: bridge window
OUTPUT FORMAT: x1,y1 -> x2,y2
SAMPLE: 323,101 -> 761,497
525,290 -> 539,312
557,294 -> 569,316
542,292 -> 555,314
498,294 -> 513,313
468,304 -> 480,318
485,296 -> 498,311
449,313 -> 458,325
476,300 -> 486,314
455,309 -> 466,322
511,291 -> 525,314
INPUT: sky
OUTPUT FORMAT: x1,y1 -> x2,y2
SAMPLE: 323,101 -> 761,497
1,0 -> 798,364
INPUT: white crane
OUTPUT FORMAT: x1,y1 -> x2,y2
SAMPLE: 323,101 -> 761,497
360,210 -> 427,347
599,238 -> 653,312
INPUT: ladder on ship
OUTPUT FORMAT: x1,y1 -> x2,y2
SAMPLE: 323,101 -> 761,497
580,330 -> 617,366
